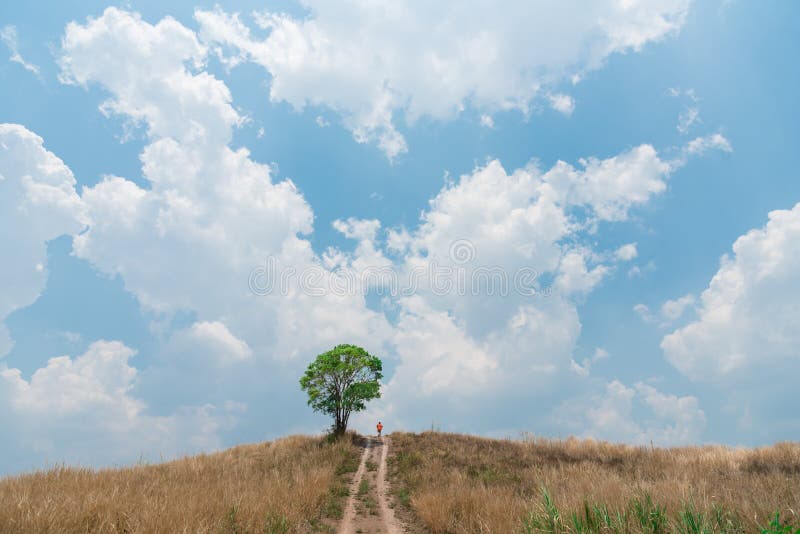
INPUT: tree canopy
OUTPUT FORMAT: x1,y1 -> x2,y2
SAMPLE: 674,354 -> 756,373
299,344 -> 383,435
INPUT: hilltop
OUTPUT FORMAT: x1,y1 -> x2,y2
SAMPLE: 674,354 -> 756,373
0,432 -> 798,533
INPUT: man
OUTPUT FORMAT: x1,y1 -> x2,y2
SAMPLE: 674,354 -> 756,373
377,421 -> 383,437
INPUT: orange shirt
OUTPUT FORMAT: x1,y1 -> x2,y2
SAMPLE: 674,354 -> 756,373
377,423 -> 383,431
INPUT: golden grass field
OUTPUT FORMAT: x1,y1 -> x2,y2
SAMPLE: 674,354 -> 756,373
0,435 -> 360,534
388,432 -> 800,534
2,431 -> 799,533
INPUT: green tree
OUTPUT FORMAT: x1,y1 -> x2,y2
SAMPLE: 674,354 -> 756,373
299,344 -> 383,436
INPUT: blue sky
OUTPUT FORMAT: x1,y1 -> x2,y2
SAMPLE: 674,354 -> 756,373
1,0 -> 798,474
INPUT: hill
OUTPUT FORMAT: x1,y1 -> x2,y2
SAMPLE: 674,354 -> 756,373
0,435 -> 359,533
389,432 -> 800,533
0,432 -> 799,533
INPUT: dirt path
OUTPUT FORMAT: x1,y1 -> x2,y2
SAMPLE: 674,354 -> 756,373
376,437 -> 404,532
338,436 -> 403,534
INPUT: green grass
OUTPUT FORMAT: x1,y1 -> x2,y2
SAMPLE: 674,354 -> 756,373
761,513 -> 800,534
335,454 -> 360,476
323,440 -> 361,521
520,488 -> 796,534
361,496 -> 378,516
225,504 -> 242,534
394,486 -> 411,508
324,482 -> 349,519
263,512 -> 290,534
389,450 -> 422,472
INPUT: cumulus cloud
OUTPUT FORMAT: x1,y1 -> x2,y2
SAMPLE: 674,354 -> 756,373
60,27 -> 682,434
662,203 -> 800,383
0,341 -> 238,471
60,9 -> 388,363
195,1 -> 690,156
555,250 -> 609,296
59,9 -> 240,147
659,203 -> 800,441
543,145 -> 672,222
342,142 -> 682,430
561,380 -> 706,445
49,10 -> 393,463
0,124 -> 86,356
0,6 -> 726,469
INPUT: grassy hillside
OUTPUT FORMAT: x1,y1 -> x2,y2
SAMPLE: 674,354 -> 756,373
2,432 -> 799,533
388,432 -> 800,534
0,435 -> 360,533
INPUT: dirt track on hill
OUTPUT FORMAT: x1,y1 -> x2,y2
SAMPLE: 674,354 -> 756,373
338,436 -> 403,534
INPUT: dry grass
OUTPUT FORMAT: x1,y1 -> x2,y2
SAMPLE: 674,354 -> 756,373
0,435 -> 360,534
389,432 -> 800,533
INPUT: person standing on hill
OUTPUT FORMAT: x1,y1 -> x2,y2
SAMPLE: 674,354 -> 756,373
377,421 -> 383,437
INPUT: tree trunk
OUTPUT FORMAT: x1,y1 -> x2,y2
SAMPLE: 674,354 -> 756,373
334,420 -> 346,436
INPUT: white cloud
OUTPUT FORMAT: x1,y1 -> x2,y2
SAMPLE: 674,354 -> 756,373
195,1 -> 690,157
593,347 -> 610,361
348,143 -> 677,425
662,203 -> 800,384
555,249 -> 609,296
0,25 -> 40,75
178,321 -> 253,365
569,347 -> 609,377
60,9 -> 240,148
543,144 -> 672,222
686,133 -> 732,156
633,382 -> 706,445
0,124 -> 86,357
333,217 -> 381,242
628,259 -> 656,278
634,303 -> 654,322
570,358 -> 591,376
634,293 -> 695,326
479,114 -> 495,128
668,87 -> 700,134
60,7 -> 390,366
660,293 -> 695,322
564,380 -> 706,445
61,331 -> 82,344
0,341 -> 237,470
615,242 -> 638,261
548,93 -> 575,116
7,6 -> 730,461
582,381 -> 640,438
393,296 -> 497,396
677,106 -> 700,134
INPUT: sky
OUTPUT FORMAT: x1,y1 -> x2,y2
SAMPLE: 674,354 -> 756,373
1,0 -> 798,474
